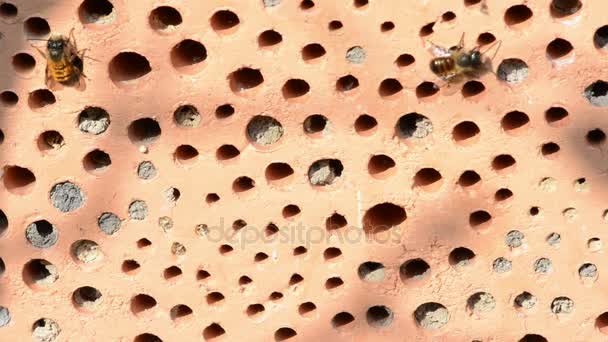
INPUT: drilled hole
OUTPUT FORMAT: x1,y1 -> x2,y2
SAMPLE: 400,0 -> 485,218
164,266 -> 182,280
501,111 -> 529,132
0,210 -> 7,236
458,170 -> 481,187
546,38 -> 573,59
213,145 -> 239,160
254,252 -> 269,263
355,114 -> 377,134
219,244 -> 233,254
275,327 -> 297,341
477,32 -> 496,45
233,176 -> 255,192
541,142 -> 560,156
449,247 -> 475,266
299,302 -> 317,316
358,262 -> 385,282
197,270 -> 211,280
215,104 -> 234,119
469,210 -> 492,228
452,121 -> 480,142
584,80 -> 608,107
419,22 -> 434,37
293,246 -> 307,256
122,260 -> 140,273
396,53 -> 415,67
79,0 -> 114,24
587,129 -> 606,145
3,166 -> 36,194
416,81 -> 439,98
23,259 -> 58,288
0,91 -> 18,107
24,17 -> 50,37
289,273 -> 304,285
368,154 -> 396,177
282,205 -> 300,218
414,168 -> 442,188
259,30 -> 282,47
247,115 -> 283,145
380,21 -> 394,32
83,149 -> 111,173
265,163 -> 294,182
325,213 -> 347,231
12,53 -> 35,74
596,312 -> 608,334
210,10 -> 239,32
497,58 -> 529,84
367,306 -> 393,328
328,20 -> 343,30
26,220 -> 57,249
131,294 -> 157,314
109,52 -> 152,83
325,277 -> 343,289
230,68 -> 264,93
246,304 -> 265,317
73,286 -> 102,310
465,0 -> 481,4
379,79 -> 403,97
462,81 -> 485,97
0,2 -> 17,18
545,106 -> 568,124
363,203 -> 406,234
323,247 -> 342,261
332,312 -> 355,328
203,323 -> 225,340
492,154 -> 516,171
335,75 -> 359,92
282,79 -> 310,99
303,114 -> 328,134
171,40 -> 207,68
467,292 -> 496,314
38,130 -> 65,151
495,188 -> 513,201
174,145 -> 198,163
270,292 -> 284,300
28,89 -> 55,109
149,6 -> 182,31
519,335 -> 548,342
504,5 -> 533,26
302,43 -> 326,61
400,259 -> 430,280
170,304 -> 192,321
397,113 -> 432,139
308,159 -> 343,186
551,0 -> 582,17
206,193 -> 220,204
206,292 -> 225,305
300,0 -> 314,10
594,26 -> 608,50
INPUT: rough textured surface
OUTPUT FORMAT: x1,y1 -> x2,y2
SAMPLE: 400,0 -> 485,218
97,212 -> 121,235
1,0 -> 608,341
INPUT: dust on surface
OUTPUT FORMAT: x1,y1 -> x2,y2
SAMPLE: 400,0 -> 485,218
50,182 -> 85,213
546,232 -> 561,246
578,263 -> 597,278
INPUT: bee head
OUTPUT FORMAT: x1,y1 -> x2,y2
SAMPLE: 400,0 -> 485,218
470,50 -> 483,67
47,38 -> 65,60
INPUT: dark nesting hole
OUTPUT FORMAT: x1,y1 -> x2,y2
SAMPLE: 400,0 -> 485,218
3,166 -> 35,193
289,273 -> 304,285
206,193 -> 220,204
109,52 -> 152,83
137,238 -> 151,248
449,247 -> 475,266
149,6 -> 183,30
381,21 -> 395,32
367,306 -> 393,328
28,89 -> 55,109
174,145 -> 199,162
519,335 -> 548,342
541,142 -> 560,156
332,312 -> 355,328
131,294 -> 157,314
25,220 -> 56,248
233,176 -> 255,192
299,302 -> 316,315
0,209 -> 7,236
229,68 -> 264,92
170,304 -> 193,320
258,30 -> 282,47
354,0 -> 368,7
379,79 -> 403,97
210,10 -> 240,31
254,252 -> 269,262
584,81 -> 608,107
323,247 -> 342,261
24,17 -> 50,36
336,75 -> 359,92
12,53 -> 35,73
0,2 -> 17,18
282,205 -> 301,218
270,292 -> 284,300
171,39 -> 207,67
163,266 -> 182,280
458,170 -> 481,187
247,304 -> 265,316
358,261 -> 384,281
492,154 -> 516,171
504,5 -> 533,26
368,155 -> 396,176
79,0 -> 113,24
495,188 -> 513,201
239,275 -> 252,285
173,105 -> 200,127
400,259 -> 430,280
501,111 -> 529,131
265,223 -> 279,236
215,104 -> 235,118
477,32 -> 496,45
594,26 -> 608,49
363,203 -> 406,234
452,121 -> 480,142
464,0 -> 482,5
587,129 -> 606,145
282,79 -> 310,99
0,257 -> 4,276
73,286 -> 102,307
414,168 -> 442,187
308,159 -> 343,186
265,163 -> 294,181
546,38 -> 573,59
122,260 -> 140,273
325,213 -> 347,231
203,323 -> 225,340
219,244 -> 234,254
328,20 -> 343,30
545,106 -> 568,123
275,328 -> 297,341
462,81 -> 485,97
216,145 -> 240,160
23,259 -> 56,286
83,149 -> 111,172
0,130 -> 4,145
551,0 -> 582,17
302,43 -> 326,61
293,246 -> 307,256
469,210 -> 492,227
0,91 -> 18,107
325,277 -> 344,289
529,206 -> 540,216
206,292 -> 225,305
232,219 -> 247,231
134,333 -> 162,342
396,53 -> 415,67
300,0 -> 314,10
39,130 -> 65,151
419,22 -> 434,37
442,11 -> 456,21
416,81 -> 439,98
304,114 -> 328,134
355,114 -> 377,134
197,270 -> 211,280
596,312 -> 608,333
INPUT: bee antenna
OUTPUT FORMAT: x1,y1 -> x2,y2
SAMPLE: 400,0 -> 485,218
27,38 -> 48,41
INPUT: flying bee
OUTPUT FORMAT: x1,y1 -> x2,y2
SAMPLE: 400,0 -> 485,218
30,28 -> 89,91
427,33 -> 501,95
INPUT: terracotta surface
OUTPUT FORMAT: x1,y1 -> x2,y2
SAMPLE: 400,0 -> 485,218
1,0 -> 608,341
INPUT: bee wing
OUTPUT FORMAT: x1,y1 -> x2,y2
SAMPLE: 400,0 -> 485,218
439,74 -> 467,97
426,41 -> 452,58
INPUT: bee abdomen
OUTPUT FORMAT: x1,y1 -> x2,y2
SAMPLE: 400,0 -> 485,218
430,57 -> 455,77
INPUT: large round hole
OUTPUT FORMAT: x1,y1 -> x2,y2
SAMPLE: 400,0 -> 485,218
0,2 -> 17,18
469,210 -> 492,228
497,58 -> 529,84
504,5 -> 533,26
265,163 -> 294,182
128,118 -> 161,144
79,106 -> 110,134
331,312 -> 355,328
73,286 -> 103,311
259,30 -> 282,47
303,114 -> 328,135
363,203 -> 406,234
546,38 -> 573,59
414,168 -> 442,189
587,128 -> 606,146
551,0 -> 582,17
302,43 -> 326,61
501,111 -> 529,133
452,121 -> 480,143
379,79 -> 403,97
174,145 -> 199,164
203,323 -> 226,340
79,0 -> 114,24
400,259 -> 430,280
545,106 -> 568,124
396,113 -> 433,139
38,130 -> 65,152
229,68 -> 264,93
3,165 -> 36,194
282,79 -> 310,99
24,17 -> 50,37
594,26 -> 608,50
131,294 -> 157,315
26,220 -> 57,248
12,53 -> 35,74
247,115 -> 283,146
336,75 -> 359,92
173,105 -> 200,127
355,114 -> 377,135
368,155 -> 396,178
28,89 -> 55,109
23,259 -> 58,288
367,306 -> 393,328
308,159 -> 343,186
0,91 -> 18,107
414,302 -> 449,329
171,39 -> 207,68
458,170 -> 481,187
109,52 -> 152,83
462,81 -> 485,97
83,149 -> 111,173
149,6 -> 182,31
358,262 -> 385,282
396,53 -> 415,67
210,10 -> 240,32
449,247 -> 475,267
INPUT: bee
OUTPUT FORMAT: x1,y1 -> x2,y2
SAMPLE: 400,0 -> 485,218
427,33 -> 501,94
30,28 -> 89,91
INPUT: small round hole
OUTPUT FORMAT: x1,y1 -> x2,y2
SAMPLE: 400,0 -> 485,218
416,81 -> 439,98
380,21 -> 394,32
462,81 -> 485,97
0,91 -> 18,107
258,30 -> 282,47
363,203 -> 406,234
299,302 -> 317,316
254,252 -> 269,263
83,149 -> 111,173
396,113 -> 433,139
26,220 -> 57,249
137,238 -> 152,248
368,155 -> 396,178
210,10 -> 240,32
28,89 -> 55,109
122,260 -> 140,273
355,114 -> 377,135
353,0 -> 368,8
131,294 -> 157,315
206,193 -> 220,204
325,277 -> 344,290
594,26 -> 608,50
492,154 -> 516,172
325,213 -> 347,231
0,2 -> 17,18
109,52 -> 152,84
23,259 -> 58,288
419,22 -> 434,37
174,145 -> 199,164
233,176 -> 255,192
328,20 -> 343,30
519,334 -> 548,342
73,286 -> 103,311
358,262 -> 385,282
477,32 -> 496,45
12,53 -> 35,74
24,17 -> 50,37
275,327 -> 297,341
79,107 -> 110,135
323,247 -> 342,261
413,168 -> 442,189
300,0 -> 314,10
308,159 -> 343,186
501,111 -> 530,133
442,11 -> 456,21
229,68 -> 264,93
282,204 -> 301,218
265,163 -> 294,182
206,292 -> 225,305
336,75 -> 359,92
366,305 -> 393,328
546,38 -> 573,59
332,312 -> 355,329
246,304 -> 265,317
400,258 -> 430,280
128,118 -> 161,144
449,247 -> 475,267
504,5 -> 533,26
215,104 -> 234,119
216,145 -> 240,160
173,105 -> 201,127
545,106 -> 568,125
170,304 -> 193,321
293,246 -> 307,256
587,129 -> 606,146
282,79 -> 310,99
164,266 -> 182,280
379,79 -> 403,97
171,39 -> 207,68
495,188 -> 513,201
396,53 -> 415,67
79,0 -> 114,24
247,115 -> 283,146
149,6 -> 182,31
203,323 -> 226,340
303,114 -> 328,134
197,270 -> 211,280
458,170 -> 481,187
302,43 -> 326,61
551,0 -> 582,17
38,130 -> 65,152
541,142 -> 560,156
452,121 -> 480,143
584,80 -> 608,107
497,58 -> 529,84
469,210 -> 492,228
3,165 -> 36,194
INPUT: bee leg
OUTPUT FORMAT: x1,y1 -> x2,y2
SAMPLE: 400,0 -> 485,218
458,32 -> 465,49
68,27 -> 78,51
31,44 -> 47,59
